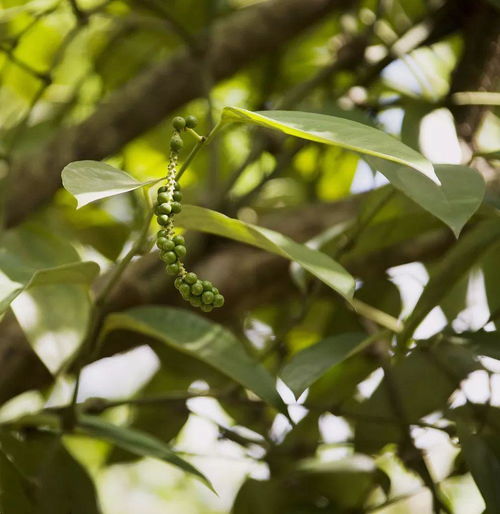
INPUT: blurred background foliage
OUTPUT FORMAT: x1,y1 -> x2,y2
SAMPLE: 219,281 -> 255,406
0,0 -> 499,512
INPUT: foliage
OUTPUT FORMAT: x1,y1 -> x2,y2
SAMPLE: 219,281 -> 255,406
0,0 -> 499,513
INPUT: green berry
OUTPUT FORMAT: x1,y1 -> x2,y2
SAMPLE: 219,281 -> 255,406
179,283 -> 191,298
200,304 -> 213,313
202,291 -> 214,305
156,237 -> 168,249
157,192 -> 170,204
212,288 -> 219,295
159,239 -> 175,251
184,272 -> 197,284
162,251 -> 177,264
202,281 -> 212,291
170,135 -> 183,152
157,214 -> 170,226
173,235 -> 184,245
213,294 -> 224,308
171,202 -> 182,214
185,115 -> 198,129
190,296 -> 202,307
157,203 -> 172,215
157,229 -> 168,238
191,281 -> 204,296
173,191 -> 183,201
174,182 -> 181,191
172,116 -> 186,131
158,186 -> 168,193
174,277 -> 183,289
174,245 -> 186,258
166,263 -> 180,275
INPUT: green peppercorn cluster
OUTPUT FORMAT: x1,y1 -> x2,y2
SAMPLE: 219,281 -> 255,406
174,272 -> 224,312
153,115 -> 225,312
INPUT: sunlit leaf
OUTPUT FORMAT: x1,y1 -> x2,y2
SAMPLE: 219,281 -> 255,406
101,306 -> 286,413
175,205 -> 355,301
62,161 -> 159,208
221,107 -> 438,182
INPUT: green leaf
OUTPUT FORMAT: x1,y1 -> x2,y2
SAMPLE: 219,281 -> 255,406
78,414 -> 213,491
0,449 -> 33,514
0,430 -> 100,514
175,205 -> 355,301
367,160 -> 485,237
350,342 -> 478,453
101,306 -> 285,413
221,108 -> 437,182
400,219 -> 500,342
449,331 -> 500,360
280,333 -> 368,398
62,160 -> 159,208
0,224 -> 99,314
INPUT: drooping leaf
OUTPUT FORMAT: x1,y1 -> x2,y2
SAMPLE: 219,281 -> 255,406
62,160 -> 159,208
175,205 -> 355,301
101,306 -> 285,413
0,430 -> 100,514
400,219 -> 500,342
367,160 -> 485,237
78,415 -> 213,491
280,333 -> 368,398
221,108 -> 438,182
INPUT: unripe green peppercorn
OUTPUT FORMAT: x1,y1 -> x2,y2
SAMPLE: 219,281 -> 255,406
171,202 -> 182,214
212,288 -> 219,295
156,237 -> 168,249
157,214 -> 170,226
174,182 -> 181,191
173,235 -> 184,245
202,291 -> 214,304
172,116 -> 186,131
213,294 -> 224,307
163,251 -> 177,264
200,304 -> 213,313
170,135 -> 183,152
158,186 -> 168,193
190,296 -> 202,307
202,281 -> 212,291
185,272 -> 197,284
166,263 -> 180,275
191,281 -> 204,296
174,277 -> 183,289
157,203 -> 172,215
157,192 -> 170,204
174,245 -> 186,258
185,115 -> 198,128
158,230 -> 168,238
160,239 -> 175,251
173,191 -> 183,202
179,283 -> 191,297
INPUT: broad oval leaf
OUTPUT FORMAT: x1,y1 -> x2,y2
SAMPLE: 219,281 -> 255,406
101,306 -> 286,413
280,333 -> 368,398
175,205 -> 355,301
62,160 -> 159,208
368,160 -> 485,237
221,107 -> 438,183
78,415 -> 214,491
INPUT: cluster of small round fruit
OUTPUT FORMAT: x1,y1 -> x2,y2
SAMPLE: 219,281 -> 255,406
174,273 -> 224,312
153,115 -> 224,312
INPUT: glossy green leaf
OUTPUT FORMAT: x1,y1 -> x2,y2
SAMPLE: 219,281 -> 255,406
367,160 -> 485,237
221,107 -> 437,182
448,331 -> 500,360
62,160 -> 159,208
102,306 -> 285,413
175,205 -> 355,301
280,333 -> 368,398
400,219 -> 500,342
78,414 -> 213,491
